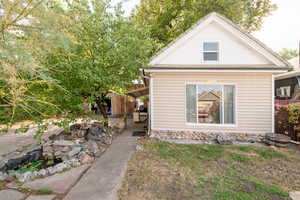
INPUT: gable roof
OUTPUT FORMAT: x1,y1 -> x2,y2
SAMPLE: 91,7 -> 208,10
149,12 -> 292,69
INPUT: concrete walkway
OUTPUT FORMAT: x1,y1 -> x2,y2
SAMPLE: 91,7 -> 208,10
63,127 -> 138,200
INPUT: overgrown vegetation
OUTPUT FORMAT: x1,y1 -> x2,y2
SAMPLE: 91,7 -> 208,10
119,140 -> 300,200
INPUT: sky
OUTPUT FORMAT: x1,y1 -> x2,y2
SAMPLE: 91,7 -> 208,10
114,0 -> 300,52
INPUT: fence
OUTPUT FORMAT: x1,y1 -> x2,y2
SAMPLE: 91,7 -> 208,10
275,99 -> 300,106
275,105 -> 300,141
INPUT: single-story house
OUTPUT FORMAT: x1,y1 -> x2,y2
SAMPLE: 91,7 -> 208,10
142,12 -> 292,141
275,56 -> 300,100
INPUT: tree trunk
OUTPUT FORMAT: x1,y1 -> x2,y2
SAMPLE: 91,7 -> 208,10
95,95 -> 108,126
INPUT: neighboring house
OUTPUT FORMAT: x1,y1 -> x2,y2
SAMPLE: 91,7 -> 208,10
142,12 -> 291,141
275,56 -> 300,100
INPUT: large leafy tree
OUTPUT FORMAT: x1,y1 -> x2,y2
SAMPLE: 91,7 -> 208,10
278,48 -> 299,60
133,0 -> 276,46
45,0 -> 156,120
1,0 -> 154,126
0,0 -> 74,124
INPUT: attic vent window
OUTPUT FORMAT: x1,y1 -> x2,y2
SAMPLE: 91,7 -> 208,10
203,42 -> 219,61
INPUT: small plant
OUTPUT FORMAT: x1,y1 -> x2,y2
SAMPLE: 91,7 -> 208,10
53,119 -> 74,131
34,123 -> 49,141
288,104 -> 300,124
34,189 -> 54,195
15,125 -> 30,134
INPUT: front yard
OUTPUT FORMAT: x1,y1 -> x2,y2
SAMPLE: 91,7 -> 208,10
119,139 -> 300,200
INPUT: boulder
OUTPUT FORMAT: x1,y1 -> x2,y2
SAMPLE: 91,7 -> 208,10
53,140 -> 75,146
79,153 -> 94,164
16,171 -> 35,182
68,147 -> 82,159
70,124 -> 82,132
0,172 -> 8,181
217,135 -> 234,145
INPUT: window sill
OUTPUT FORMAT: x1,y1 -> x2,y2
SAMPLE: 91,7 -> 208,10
186,123 -> 237,127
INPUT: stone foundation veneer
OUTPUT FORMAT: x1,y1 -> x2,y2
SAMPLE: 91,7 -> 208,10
150,130 -> 267,142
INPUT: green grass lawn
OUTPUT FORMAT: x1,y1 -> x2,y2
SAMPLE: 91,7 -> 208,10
119,139 -> 300,200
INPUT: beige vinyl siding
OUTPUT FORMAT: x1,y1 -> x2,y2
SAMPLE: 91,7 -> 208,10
151,72 -> 273,134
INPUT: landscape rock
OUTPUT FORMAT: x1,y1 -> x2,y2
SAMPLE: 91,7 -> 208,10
16,171 -> 35,182
70,123 -> 82,132
69,160 -> 80,168
53,140 -> 75,146
217,135 -> 234,145
37,169 -> 48,177
87,123 -> 105,137
79,153 -> 95,164
1,122 -> 112,183
0,172 -> 8,181
46,167 -> 55,175
86,140 -> 100,155
68,147 -> 82,158
23,165 -> 90,194
54,162 -> 70,173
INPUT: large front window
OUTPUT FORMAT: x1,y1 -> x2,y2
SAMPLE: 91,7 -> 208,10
186,84 -> 235,124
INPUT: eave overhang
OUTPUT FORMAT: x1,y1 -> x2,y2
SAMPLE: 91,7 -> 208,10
142,65 -> 290,74
275,70 -> 300,80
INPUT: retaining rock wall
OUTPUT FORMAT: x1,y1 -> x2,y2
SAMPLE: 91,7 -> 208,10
151,130 -> 266,143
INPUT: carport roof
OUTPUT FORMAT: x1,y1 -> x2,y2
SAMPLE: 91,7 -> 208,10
126,87 -> 149,98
